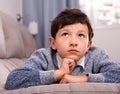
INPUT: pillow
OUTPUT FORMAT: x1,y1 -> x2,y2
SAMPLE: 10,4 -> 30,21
20,24 -> 37,58
0,16 -> 6,58
0,11 -> 36,59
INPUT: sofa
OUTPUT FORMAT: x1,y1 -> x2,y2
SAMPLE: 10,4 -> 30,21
0,11 -> 120,94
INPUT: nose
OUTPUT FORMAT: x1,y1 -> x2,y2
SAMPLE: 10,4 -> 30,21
69,36 -> 78,47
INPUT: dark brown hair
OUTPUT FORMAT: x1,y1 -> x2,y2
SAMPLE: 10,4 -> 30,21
51,8 -> 94,41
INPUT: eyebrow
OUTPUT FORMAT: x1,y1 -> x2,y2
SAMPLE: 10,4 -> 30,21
78,30 -> 87,33
59,28 -> 88,34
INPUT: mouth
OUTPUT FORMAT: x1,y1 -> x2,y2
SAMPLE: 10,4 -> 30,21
67,49 -> 79,53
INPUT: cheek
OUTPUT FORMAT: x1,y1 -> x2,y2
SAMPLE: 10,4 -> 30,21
55,42 -> 67,55
84,41 -> 91,51
56,38 -> 68,47
79,40 -> 90,51
56,43 -> 66,50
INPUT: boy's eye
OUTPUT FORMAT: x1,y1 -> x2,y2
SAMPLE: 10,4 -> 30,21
78,34 -> 85,38
62,33 -> 69,37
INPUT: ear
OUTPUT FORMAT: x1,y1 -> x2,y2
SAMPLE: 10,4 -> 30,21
87,41 -> 92,51
49,37 -> 57,50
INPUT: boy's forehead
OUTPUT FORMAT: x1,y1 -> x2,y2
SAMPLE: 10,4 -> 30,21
58,23 -> 88,32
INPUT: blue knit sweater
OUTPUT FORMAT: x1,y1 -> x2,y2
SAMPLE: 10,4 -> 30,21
5,46 -> 120,90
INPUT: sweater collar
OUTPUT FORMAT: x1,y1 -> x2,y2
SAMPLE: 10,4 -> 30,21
56,53 -> 85,69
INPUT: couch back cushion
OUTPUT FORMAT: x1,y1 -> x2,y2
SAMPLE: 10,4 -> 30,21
0,16 -> 5,58
0,11 -> 36,59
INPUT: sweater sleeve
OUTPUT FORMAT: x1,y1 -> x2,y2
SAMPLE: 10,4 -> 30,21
88,73 -> 105,82
5,49 -> 57,90
87,47 -> 120,83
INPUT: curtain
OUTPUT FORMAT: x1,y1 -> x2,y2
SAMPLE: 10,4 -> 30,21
22,0 -> 79,48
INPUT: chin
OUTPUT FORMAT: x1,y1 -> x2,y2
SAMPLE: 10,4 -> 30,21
66,56 -> 80,61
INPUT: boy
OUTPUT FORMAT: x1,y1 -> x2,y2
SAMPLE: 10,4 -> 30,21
5,9 -> 120,90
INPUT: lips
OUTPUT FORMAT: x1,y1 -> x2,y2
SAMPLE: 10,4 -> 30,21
67,49 -> 79,53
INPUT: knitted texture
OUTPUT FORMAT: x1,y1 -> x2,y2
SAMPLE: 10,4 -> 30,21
5,46 -> 120,90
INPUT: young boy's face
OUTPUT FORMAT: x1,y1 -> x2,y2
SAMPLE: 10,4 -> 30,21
49,23 -> 92,61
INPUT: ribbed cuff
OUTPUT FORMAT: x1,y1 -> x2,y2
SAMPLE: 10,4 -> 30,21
88,73 -> 105,82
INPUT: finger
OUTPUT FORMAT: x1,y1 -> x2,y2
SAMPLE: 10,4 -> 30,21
59,78 -> 64,84
60,78 -> 67,84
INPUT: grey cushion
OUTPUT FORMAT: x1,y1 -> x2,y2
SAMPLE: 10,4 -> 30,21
0,11 -> 36,59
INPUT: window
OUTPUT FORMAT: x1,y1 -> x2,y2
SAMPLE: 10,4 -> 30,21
79,0 -> 120,27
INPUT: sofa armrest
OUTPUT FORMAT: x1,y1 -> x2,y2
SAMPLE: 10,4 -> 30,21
0,58 -> 26,88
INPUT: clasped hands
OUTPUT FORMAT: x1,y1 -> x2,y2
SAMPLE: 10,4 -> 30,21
54,58 -> 88,84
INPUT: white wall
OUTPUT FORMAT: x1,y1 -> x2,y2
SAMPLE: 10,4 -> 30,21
93,24 -> 120,63
0,0 -> 22,20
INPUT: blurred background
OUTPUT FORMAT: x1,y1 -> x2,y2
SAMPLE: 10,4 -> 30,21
0,0 -> 120,63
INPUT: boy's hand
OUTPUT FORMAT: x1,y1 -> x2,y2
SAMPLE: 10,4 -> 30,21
60,58 -> 76,74
60,74 -> 88,84
54,58 -> 76,80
